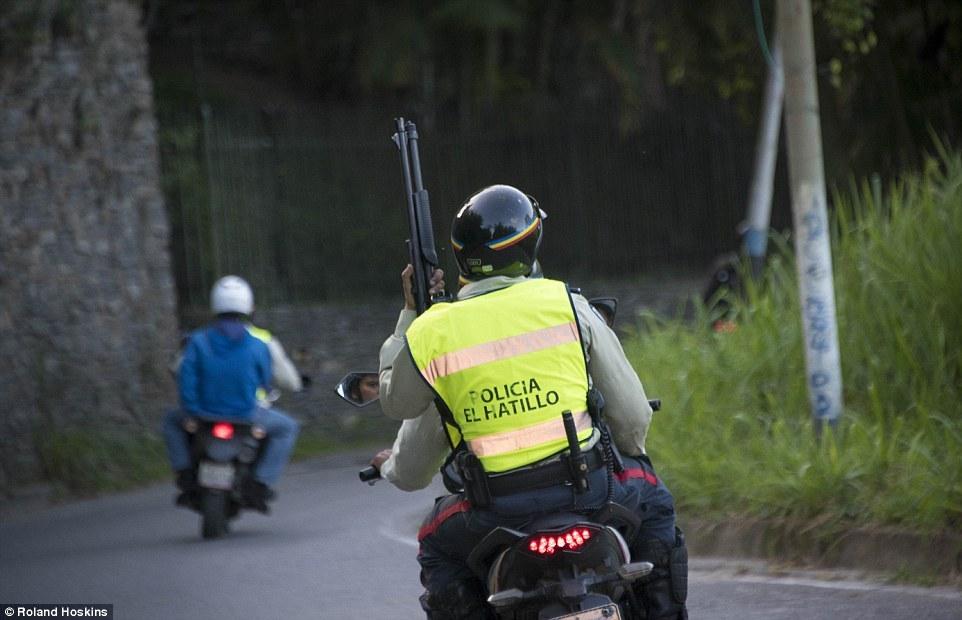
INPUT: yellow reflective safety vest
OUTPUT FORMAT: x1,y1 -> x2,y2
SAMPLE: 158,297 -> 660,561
246,325 -> 272,402
246,325 -> 273,343
406,278 -> 591,473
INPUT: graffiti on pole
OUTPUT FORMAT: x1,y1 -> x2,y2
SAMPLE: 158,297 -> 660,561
795,184 -> 842,421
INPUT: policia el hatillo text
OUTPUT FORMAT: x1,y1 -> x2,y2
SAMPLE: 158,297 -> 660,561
462,378 -> 559,422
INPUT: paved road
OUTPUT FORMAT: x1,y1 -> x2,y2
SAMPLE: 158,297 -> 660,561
2,453 -> 960,619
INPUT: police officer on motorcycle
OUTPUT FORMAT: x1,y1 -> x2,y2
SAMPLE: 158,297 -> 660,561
373,185 -> 688,619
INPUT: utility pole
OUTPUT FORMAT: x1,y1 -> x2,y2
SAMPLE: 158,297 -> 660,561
777,0 -> 844,432
743,37 -> 783,278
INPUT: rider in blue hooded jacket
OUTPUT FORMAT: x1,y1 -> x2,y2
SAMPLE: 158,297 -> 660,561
162,275 -> 300,512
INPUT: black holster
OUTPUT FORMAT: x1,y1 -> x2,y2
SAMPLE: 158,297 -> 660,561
455,451 -> 491,509
562,451 -> 590,494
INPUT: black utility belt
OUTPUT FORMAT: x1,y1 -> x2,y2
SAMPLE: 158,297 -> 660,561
484,444 -> 607,497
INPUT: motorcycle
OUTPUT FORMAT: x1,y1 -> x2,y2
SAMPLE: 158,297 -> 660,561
337,387 -> 661,619
169,326 -> 311,539
179,414 -> 267,539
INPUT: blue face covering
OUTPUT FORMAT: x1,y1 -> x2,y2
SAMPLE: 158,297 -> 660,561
215,317 -> 248,341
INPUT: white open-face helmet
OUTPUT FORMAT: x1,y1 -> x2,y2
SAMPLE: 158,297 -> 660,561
210,275 -> 254,316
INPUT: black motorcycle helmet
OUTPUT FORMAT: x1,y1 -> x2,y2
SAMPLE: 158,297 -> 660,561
451,185 -> 547,280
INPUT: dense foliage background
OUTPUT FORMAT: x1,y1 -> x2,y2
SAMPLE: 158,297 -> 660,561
143,0 -> 961,310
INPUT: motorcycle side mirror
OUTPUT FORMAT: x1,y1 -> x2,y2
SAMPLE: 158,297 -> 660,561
335,372 -> 380,408
588,297 -> 618,327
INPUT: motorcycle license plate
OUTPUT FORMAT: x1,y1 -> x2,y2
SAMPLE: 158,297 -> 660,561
198,462 -> 235,490
553,605 -> 621,620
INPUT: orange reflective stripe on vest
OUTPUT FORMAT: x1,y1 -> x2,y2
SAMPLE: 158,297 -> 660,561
466,410 -> 591,457
421,322 -> 580,386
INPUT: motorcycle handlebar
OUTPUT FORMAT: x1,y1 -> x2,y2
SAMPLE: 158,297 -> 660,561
359,466 -> 381,483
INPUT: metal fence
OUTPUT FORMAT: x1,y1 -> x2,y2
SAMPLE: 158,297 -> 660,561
158,98 -> 769,310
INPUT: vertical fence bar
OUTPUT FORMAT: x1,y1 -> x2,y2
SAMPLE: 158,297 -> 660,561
200,103 -> 222,279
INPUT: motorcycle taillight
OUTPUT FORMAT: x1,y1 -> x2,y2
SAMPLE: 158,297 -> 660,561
526,526 -> 595,556
212,422 -> 234,440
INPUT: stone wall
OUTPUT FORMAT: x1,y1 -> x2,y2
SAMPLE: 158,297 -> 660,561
0,0 -> 178,490
250,301 -> 402,436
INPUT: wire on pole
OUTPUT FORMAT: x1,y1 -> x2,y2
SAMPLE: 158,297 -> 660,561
754,0 -> 775,68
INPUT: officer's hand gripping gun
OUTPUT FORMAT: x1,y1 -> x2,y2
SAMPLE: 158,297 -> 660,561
392,118 -> 448,314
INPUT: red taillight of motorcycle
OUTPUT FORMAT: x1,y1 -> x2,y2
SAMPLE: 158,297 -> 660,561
526,526 -> 594,556
212,422 -> 234,440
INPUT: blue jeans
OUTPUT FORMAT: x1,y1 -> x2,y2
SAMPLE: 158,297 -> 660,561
417,455 -> 677,596
162,408 -> 300,486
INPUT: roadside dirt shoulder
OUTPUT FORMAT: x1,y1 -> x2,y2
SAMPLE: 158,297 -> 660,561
681,516 -> 962,587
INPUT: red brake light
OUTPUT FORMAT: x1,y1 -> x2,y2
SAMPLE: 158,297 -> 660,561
527,527 -> 593,555
212,422 -> 234,440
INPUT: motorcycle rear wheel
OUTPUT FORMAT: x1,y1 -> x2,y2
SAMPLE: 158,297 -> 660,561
201,491 -> 229,539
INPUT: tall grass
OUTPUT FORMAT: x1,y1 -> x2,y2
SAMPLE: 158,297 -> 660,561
624,147 -> 962,533
36,429 -> 171,496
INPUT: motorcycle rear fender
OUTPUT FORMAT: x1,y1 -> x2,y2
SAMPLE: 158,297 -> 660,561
591,501 -> 642,543
485,524 -> 633,603
203,438 -> 244,463
466,526 -> 526,580
189,420 -> 262,464
469,512 -> 620,580
468,512 -> 640,591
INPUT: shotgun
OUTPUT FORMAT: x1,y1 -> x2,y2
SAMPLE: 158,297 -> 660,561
391,118 -> 448,314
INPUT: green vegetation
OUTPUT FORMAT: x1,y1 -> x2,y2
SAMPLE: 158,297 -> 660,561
626,147 -> 962,534
37,428 -> 171,496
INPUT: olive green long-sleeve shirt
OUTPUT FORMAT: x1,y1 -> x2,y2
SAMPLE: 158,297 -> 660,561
378,276 -> 652,491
